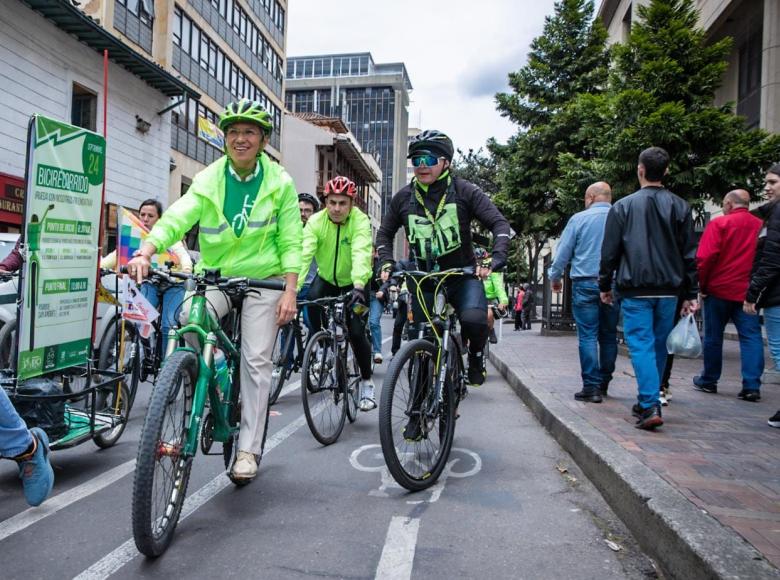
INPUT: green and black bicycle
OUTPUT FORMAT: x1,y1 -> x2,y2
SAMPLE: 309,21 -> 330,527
378,267 -> 471,491
131,268 -> 284,557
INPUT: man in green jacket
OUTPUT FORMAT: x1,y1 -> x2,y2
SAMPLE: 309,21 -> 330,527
298,176 -> 375,410
127,99 -> 302,483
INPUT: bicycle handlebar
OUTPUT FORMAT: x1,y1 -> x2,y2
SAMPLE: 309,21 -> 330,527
119,266 -> 286,292
394,266 -> 476,278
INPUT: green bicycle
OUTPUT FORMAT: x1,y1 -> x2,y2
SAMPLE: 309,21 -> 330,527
131,268 -> 285,557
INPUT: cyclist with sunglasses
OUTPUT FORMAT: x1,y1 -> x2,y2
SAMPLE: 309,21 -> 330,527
127,99 -> 302,483
376,130 -> 511,385
298,176 -> 376,410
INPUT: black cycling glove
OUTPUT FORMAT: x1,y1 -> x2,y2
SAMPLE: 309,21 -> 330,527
347,287 -> 367,309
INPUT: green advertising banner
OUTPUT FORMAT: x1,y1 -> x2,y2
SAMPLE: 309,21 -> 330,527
17,115 -> 105,380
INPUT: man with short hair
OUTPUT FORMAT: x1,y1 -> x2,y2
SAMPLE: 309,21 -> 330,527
549,182 -> 619,403
599,147 -> 699,430
694,189 -> 764,401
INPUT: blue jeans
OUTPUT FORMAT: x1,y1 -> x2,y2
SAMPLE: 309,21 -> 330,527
763,305 -> 780,370
698,296 -> 763,390
0,387 -> 32,457
621,297 -> 677,409
571,280 -> 619,393
369,294 -> 383,354
141,282 -> 185,339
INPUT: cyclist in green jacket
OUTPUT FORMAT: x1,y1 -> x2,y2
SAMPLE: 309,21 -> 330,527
127,99 -> 302,483
298,176 -> 376,410
476,247 -> 508,344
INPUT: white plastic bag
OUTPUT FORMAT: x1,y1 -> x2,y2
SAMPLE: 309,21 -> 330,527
666,313 -> 702,358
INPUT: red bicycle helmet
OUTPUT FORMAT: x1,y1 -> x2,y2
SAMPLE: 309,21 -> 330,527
324,176 -> 357,198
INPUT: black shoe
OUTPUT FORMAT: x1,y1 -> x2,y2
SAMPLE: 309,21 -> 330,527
737,390 -> 761,402
692,377 -> 717,394
769,411 -> 780,428
574,390 -> 602,403
488,329 -> 498,344
600,383 -> 609,397
403,418 -> 424,442
635,405 -> 663,430
467,352 -> 486,386
631,403 -> 643,419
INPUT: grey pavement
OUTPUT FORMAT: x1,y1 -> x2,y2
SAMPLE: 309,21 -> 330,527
0,317 -> 654,579
489,320 -> 780,580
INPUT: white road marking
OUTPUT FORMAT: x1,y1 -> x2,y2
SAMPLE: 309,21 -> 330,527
375,516 -> 421,580
0,460 -> 136,542
73,407 -> 317,580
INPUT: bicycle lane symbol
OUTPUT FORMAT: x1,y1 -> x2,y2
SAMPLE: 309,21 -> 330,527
349,444 -> 482,505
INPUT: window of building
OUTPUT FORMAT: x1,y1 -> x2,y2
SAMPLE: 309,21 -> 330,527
115,0 -> 153,53
71,83 -> 97,132
737,18 -> 763,128
621,4 -> 632,42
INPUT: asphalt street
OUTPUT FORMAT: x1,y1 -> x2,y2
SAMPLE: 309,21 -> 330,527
0,317 -> 655,579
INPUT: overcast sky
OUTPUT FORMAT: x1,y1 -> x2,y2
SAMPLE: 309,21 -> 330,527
286,0 -> 559,154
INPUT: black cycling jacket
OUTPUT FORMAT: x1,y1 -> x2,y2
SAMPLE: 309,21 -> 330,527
598,186 -> 698,299
376,175 -> 510,271
747,200 -> 780,308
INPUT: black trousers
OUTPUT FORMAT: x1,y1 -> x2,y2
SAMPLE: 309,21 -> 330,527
408,275 -> 488,354
307,276 -> 372,380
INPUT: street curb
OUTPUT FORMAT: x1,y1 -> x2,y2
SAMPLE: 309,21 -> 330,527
488,348 -> 780,580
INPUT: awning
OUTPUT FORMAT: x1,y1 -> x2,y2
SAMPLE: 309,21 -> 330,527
333,136 -> 380,183
18,0 -> 199,99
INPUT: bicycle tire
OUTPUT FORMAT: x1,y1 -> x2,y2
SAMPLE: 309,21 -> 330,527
268,324 -> 293,406
0,318 -> 16,369
132,350 -> 196,557
379,338 -> 456,491
97,321 -> 141,413
345,342 -> 360,423
301,330 -> 346,445
92,382 -> 131,449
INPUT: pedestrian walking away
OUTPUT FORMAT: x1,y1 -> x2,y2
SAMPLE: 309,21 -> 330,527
694,189 -> 764,402
513,286 -> 525,331
599,147 -> 699,430
548,181 -> 619,403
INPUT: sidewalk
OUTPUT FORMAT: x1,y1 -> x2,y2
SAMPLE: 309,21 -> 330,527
489,324 -> 780,579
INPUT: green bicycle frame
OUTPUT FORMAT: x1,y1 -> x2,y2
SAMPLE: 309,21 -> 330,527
164,291 -> 241,458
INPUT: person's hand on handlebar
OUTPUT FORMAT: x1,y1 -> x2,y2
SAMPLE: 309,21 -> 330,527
126,242 -> 157,284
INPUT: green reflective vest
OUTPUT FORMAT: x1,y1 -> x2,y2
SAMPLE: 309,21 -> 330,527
146,154 -> 302,280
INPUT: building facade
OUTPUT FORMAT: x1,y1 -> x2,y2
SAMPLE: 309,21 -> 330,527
0,0 -> 193,235
282,112 -> 382,235
82,0 -> 288,204
598,0 -> 779,133
285,52 -> 412,215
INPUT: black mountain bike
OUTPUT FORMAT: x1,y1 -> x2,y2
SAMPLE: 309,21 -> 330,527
379,267 -> 471,491
268,307 -> 308,405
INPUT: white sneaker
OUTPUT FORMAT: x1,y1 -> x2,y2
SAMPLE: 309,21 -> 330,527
659,393 -> 669,407
359,379 -> 377,411
762,367 -> 780,385
231,451 -> 258,480
373,352 -> 383,364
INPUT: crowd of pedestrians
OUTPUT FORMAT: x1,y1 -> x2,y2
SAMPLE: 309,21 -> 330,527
548,148 -> 780,430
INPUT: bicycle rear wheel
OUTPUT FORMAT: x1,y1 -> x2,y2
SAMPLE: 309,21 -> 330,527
301,330 -> 346,445
92,382 -> 131,449
345,342 -> 360,423
379,338 -> 456,491
0,319 -> 16,369
132,350 -> 195,557
268,324 -> 293,405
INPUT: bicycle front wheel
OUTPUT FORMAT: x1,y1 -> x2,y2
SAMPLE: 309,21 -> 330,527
345,342 -> 360,423
301,330 -> 346,445
98,320 -> 141,411
379,338 -> 456,491
132,350 -> 196,557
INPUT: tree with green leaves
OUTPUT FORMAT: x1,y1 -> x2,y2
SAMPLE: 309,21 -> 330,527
491,0 -> 609,282
557,0 -> 780,210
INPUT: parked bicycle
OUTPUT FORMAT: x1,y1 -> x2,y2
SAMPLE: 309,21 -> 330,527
299,295 -> 364,445
378,267 -> 471,491
131,268 -> 284,557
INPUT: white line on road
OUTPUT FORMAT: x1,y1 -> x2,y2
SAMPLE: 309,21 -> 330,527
0,460 -> 136,542
375,516 -> 421,580
73,406 -> 315,580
